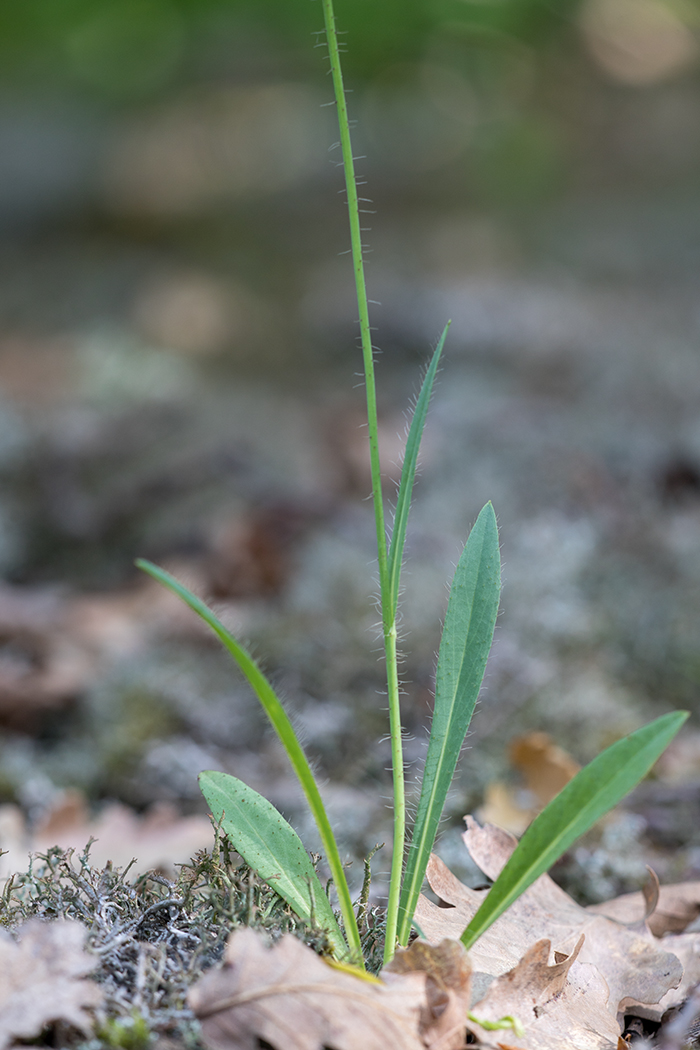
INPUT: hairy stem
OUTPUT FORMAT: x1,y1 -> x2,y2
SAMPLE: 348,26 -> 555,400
320,0 -> 404,963
383,623 -> 405,962
320,0 -> 387,589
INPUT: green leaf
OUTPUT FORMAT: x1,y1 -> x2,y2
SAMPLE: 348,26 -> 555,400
461,710 -> 689,950
135,559 -> 361,963
397,502 -> 501,945
387,322 -> 450,621
200,771 -> 347,957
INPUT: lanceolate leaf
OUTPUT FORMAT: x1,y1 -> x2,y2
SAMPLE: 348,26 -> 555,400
135,560 -> 361,963
460,710 -> 689,950
397,502 -> 501,945
200,771 -> 346,957
387,323 -> 450,621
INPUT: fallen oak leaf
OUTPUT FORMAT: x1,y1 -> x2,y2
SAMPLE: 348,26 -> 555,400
416,819 -> 682,1019
618,931 -> 700,1023
189,927 -> 427,1050
0,918 -> 102,1049
415,854 -> 680,1020
585,872 -> 700,1022
387,938 -> 472,1050
462,817 -> 682,1015
588,879 -> 700,937
414,856 -> 504,993
467,937 -> 620,1050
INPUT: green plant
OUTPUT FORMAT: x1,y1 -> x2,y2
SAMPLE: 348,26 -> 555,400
98,1011 -> 151,1050
137,0 -> 688,968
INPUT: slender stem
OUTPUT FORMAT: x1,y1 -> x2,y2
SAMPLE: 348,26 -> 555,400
320,0 -> 405,963
320,0 -> 387,601
383,623 -> 405,963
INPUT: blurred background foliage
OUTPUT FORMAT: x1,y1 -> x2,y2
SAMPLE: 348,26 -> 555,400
0,0 -> 697,598
1,0 -> 700,887
0,0 -> 580,97
1,0 -> 699,227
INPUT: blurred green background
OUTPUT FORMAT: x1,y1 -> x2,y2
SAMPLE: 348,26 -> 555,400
3,0 -> 699,235
1,0 -> 700,895
0,0 -> 695,404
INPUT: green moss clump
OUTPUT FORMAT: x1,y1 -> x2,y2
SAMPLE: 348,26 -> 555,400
97,1012 -> 151,1050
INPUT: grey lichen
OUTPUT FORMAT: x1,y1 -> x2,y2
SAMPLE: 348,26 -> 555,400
0,831 -> 334,1048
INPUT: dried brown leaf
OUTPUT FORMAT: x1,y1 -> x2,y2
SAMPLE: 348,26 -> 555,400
581,873 -> 700,1023
588,880 -> 700,937
478,781 -> 533,837
587,876 -> 700,1022
189,927 -> 427,1050
509,732 -> 580,808
387,939 -> 472,1050
0,918 -> 102,1048
415,819 -> 682,1019
478,734 -> 580,835
619,930 -> 700,1022
34,796 -> 214,874
0,791 -> 213,882
467,937 -> 620,1050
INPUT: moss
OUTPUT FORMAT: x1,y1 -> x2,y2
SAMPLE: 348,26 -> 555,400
97,1012 -> 152,1050
1,833 -> 335,1048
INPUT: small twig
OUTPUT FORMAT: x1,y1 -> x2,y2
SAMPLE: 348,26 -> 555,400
133,896 -> 185,930
356,844 -> 382,933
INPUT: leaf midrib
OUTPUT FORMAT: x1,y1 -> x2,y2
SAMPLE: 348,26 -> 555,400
400,521 -> 493,919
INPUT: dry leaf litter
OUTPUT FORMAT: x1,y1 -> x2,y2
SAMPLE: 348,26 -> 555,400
0,918 -> 102,1049
0,788 -> 213,882
4,818 -> 699,1049
180,816 -> 700,1050
0,835 -> 338,1050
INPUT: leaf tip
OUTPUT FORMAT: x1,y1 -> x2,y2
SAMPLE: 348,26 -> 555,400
664,709 -> 690,733
674,709 -> 690,732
